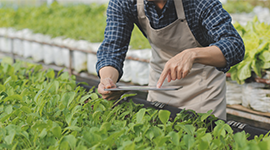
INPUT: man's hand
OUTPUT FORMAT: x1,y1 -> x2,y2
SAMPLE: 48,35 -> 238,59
157,46 -> 227,88
98,78 -> 123,100
157,49 -> 196,88
98,66 -> 123,100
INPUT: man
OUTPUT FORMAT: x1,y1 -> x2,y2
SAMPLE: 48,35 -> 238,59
96,0 -> 245,120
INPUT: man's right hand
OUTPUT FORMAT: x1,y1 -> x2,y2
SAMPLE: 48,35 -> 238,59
98,66 -> 122,100
98,78 -> 123,100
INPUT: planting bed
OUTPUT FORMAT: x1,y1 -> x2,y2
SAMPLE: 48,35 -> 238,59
76,72 -> 270,140
0,61 -> 269,149
79,83 -> 269,140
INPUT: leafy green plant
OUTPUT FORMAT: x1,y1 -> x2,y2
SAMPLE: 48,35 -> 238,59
229,16 -> 270,84
0,60 -> 269,149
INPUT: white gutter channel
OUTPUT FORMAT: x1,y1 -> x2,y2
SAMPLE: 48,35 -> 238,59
0,27 -> 151,85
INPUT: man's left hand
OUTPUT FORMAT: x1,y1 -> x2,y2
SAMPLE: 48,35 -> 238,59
157,49 -> 196,88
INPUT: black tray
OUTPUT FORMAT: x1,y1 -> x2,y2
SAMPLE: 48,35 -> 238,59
120,95 -> 269,140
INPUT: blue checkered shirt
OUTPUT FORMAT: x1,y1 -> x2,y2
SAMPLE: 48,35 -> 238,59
96,0 -> 245,81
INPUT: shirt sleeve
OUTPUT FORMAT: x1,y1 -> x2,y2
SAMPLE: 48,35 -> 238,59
199,0 -> 245,72
96,0 -> 134,81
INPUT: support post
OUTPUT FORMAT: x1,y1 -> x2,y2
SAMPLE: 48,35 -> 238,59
11,38 -> 15,64
68,48 -> 72,76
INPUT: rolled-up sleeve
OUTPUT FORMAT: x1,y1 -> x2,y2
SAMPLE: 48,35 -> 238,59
96,0 -> 134,81
200,1 -> 245,72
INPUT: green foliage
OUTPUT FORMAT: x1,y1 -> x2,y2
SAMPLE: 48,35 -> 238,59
223,0 -> 254,13
229,17 -> 270,84
223,0 -> 270,14
0,61 -> 269,149
0,2 -> 150,49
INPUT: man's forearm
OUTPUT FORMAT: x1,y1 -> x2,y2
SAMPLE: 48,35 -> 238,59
99,66 -> 119,83
192,46 -> 227,68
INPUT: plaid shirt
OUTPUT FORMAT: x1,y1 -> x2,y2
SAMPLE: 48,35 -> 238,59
96,0 -> 245,80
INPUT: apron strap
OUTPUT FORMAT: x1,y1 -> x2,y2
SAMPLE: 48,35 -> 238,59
174,0 -> 186,20
137,0 -> 145,18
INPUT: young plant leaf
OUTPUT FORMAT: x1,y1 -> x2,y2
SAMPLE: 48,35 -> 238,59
52,126 -> 62,139
136,108 -> 146,124
158,110 -> 171,125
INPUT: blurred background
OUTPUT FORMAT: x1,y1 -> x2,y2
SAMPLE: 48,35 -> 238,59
0,0 -> 109,7
0,0 -> 269,25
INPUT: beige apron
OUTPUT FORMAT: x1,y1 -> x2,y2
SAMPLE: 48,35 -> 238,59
137,0 -> 227,120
